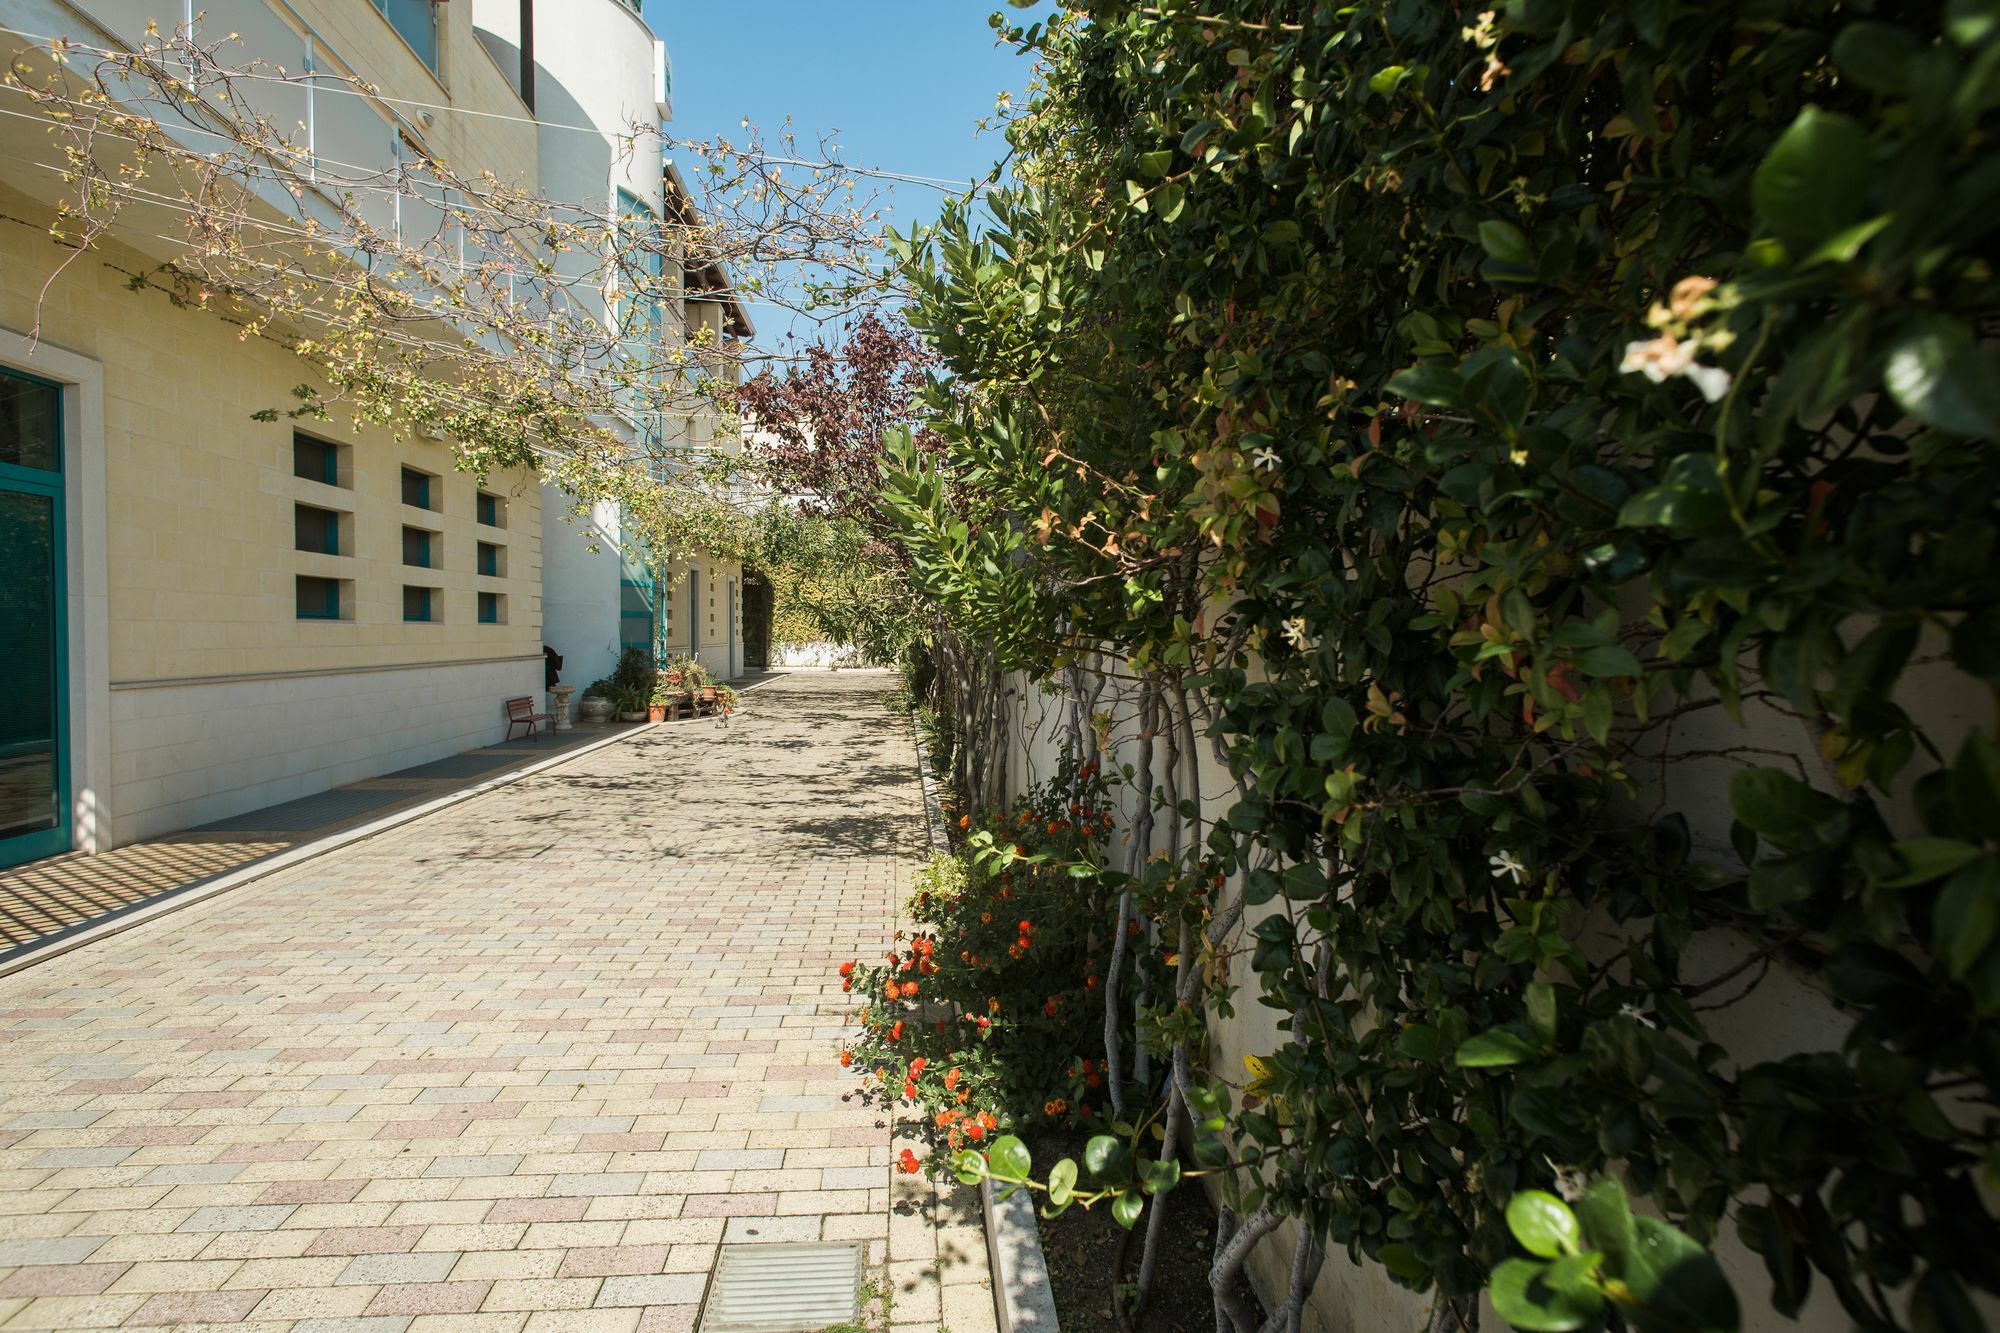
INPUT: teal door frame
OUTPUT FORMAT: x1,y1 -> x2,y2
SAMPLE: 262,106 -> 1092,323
0,366 -> 71,868
726,576 -> 737,679
688,566 -> 700,658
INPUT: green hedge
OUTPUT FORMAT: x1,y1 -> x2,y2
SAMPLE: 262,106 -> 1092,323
887,0 -> 2000,1326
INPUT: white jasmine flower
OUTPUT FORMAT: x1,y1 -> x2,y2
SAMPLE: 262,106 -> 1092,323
1282,617 -> 1312,651
1551,1163 -> 1589,1203
1488,851 -> 1529,884
1618,1002 -> 1658,1030
1620,334 -> 1694,383
1621,334 -> 1732,401
1682,362 -> 1734,402
1250,446 -> 1281,473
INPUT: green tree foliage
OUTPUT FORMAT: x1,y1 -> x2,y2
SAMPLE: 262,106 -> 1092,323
880,1 -> 2000,1328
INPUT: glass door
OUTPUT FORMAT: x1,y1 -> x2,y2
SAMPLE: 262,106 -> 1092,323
0,369 -> 68,867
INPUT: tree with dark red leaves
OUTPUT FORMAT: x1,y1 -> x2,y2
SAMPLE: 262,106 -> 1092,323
732,312 -> 941,533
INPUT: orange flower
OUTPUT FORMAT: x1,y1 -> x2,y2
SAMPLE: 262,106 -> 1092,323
956,1088 -> 970,1104
838,960 -> 855,978
890,1021 -> 905,1041
979,1111 -> 998,1130
898,1148 -> 921,1174
910,1056 -> 928,1078
967,1122 -> 985,1141
944,1067 -> 961,1090
959,814 -> 970,829
903,1080 -> 916,1100
839,1049 -> 852,1068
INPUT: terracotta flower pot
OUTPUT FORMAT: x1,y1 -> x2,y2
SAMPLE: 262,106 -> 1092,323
648,705 -> 666,722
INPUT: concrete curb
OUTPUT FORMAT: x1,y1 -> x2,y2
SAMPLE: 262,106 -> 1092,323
0,720 -> 657,980
907,708 -> 1061,1333
982,1177 -> 1061,1333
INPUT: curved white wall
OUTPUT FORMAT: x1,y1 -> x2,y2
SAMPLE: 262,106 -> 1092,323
471,0 -> 665,682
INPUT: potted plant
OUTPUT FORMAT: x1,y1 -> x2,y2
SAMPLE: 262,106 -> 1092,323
578,679 -> 615,722
713,682 -> 741,716
612,682 -> 649,723
660,654 -> 703,714
649,677 -> 678,722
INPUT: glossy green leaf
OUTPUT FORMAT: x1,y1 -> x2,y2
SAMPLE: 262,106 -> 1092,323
1751,107 -> 1873,242
1508,1191 -> 1582,1258
1082,1134 -> 1128,1181
1885,317 -> 2000,440
1047,1158 -> 1077,1207
1933,858 -> 2000,979
1455,1030 -> 1539,1067
987,1135 -> 1031,1182
1489,1257 -> 1604,1331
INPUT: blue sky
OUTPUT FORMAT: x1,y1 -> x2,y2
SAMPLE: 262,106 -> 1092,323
641,2 -> 1044,353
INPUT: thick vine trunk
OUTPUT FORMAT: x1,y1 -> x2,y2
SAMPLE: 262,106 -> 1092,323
1211,1205 -> 1282,1333
1105,681 -> 1158,1117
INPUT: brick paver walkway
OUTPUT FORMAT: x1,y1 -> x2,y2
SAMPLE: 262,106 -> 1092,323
0,671 -> 987,1333
0,722 -> 631,961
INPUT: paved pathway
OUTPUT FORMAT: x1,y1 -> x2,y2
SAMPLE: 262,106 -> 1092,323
0,671 -> 989,1333
0,720 -> 634,962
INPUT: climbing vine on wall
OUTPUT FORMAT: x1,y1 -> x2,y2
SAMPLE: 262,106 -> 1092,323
876,1 -> 2000,1330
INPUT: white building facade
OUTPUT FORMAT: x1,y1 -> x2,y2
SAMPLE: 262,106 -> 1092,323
471,0 -> 751,693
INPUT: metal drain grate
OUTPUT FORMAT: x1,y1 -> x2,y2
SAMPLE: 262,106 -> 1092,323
701,1242 -> 863,1333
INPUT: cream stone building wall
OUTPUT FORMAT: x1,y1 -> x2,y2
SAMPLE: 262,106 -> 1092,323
0,0 -> 553,851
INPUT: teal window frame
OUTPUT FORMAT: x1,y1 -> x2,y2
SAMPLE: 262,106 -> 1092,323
478,591 -> 500,624
402,585 -> 435,623
293,433 -> 339,486
0,364 -> 71,867
402,526 -> 434,569
295,503 -> 341,556
296,575 -> 342,621
371,0 -> 440,73
401,467 -> 433,510
616,189 -> 665,346
619,576 -> 656,654
477,491 -> 501,526
477,541 -> 500,577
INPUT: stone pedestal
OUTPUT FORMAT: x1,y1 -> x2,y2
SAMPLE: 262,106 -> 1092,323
550,684 -> 577,731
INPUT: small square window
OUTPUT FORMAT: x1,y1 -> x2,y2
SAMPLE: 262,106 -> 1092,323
477,541 -> 502,577
402,585 -> 437,622
477,491 -> 504,527
296,575 -> 343,620
402,467 -> 435,510
293,434 -> 341,486
294,503 -> 342,555
478,591 -> 503,624
403,526 -> 435,568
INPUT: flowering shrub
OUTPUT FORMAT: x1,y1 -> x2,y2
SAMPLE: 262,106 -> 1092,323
880,2 -> 2000,1330
840,761 -> 1117,1150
